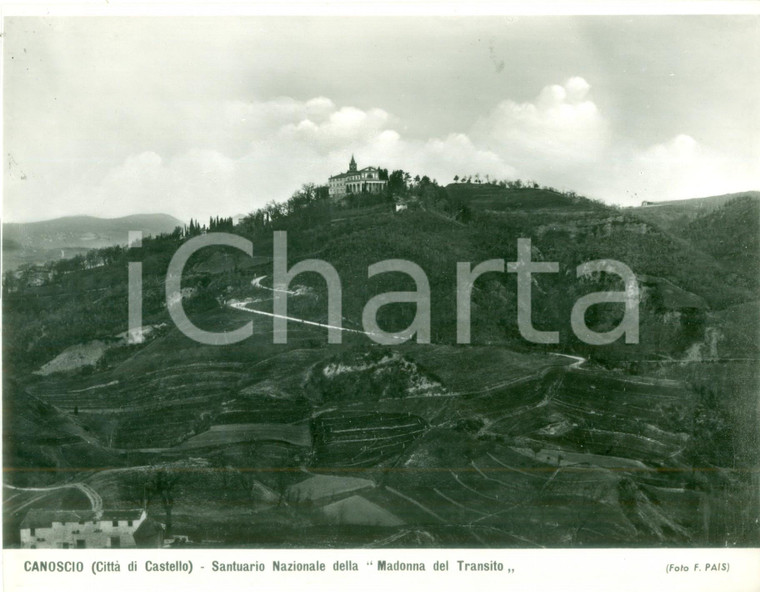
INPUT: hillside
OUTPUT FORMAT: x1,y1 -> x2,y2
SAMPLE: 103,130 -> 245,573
445,182 -> 606,212
6,326 -> 754,546
677,196 -> 760,289
2,213 -> 184,271
3,184 -> 758,548
629,191 -> 760,231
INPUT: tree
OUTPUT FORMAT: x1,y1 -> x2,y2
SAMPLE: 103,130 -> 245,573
145,468 -> 180,535
457,204 -> 473,224
388,169 -> 408,195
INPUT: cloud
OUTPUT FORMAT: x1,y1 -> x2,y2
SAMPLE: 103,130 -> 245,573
277,106 -> 394,150
54,149 -> 241,222
470,78 -> 758,203
7,77 -> 757,222
473,77 -> 609,172
606,134 -> 760,204
42,97 -> 518,222
374,133 -> 516,183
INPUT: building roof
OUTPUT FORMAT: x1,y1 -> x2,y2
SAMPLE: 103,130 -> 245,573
329,166 -> 381,180
20,508 -> 144,529
133,517 -> 164,542
21,510 -> 95,529
101,509 -> 145,521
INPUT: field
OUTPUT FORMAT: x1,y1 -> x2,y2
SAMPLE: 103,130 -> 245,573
8,332 -> 743,547
4,189 -> 758,548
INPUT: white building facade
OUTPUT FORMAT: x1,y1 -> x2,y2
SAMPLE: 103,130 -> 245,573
20,509 -> 148,549
328,156 -> 387,200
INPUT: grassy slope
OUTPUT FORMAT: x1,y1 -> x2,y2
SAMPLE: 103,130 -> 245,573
677,196 -> 760,289
630,191 -> 760,230
4,186 -> 759,547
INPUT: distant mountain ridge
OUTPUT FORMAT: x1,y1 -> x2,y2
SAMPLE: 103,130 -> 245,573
630,191 -> 760,229
2,213 -> 184,271
4,213 -> 184,245
635,190 -> 759,209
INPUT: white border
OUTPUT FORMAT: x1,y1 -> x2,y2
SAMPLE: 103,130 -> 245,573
1,3 -> 758,592
1,1 -> 760,16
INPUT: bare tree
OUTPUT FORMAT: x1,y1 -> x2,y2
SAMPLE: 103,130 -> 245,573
145,468 -> 181,535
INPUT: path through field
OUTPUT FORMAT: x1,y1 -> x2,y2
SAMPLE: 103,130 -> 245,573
233,279 -> 594,362
4,482 -> 103,513
550,353 -> 587,369
251,275 -> 299,295
230,277 -> 407,342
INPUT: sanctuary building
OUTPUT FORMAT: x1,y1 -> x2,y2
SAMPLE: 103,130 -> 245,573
328,156 -> 387,200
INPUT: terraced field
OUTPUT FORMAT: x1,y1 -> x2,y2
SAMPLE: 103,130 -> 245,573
180,423 -> 311,449
312,412 -> 428,468
275,364 -> 708,547
8,330 -> 741,547
23,344 -> 322,449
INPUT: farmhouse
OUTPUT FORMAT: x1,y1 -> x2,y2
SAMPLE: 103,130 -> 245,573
328,155 -> 387,200
20,508 -> 164,549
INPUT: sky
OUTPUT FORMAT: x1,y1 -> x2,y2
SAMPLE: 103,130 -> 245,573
3,15 -> 759,223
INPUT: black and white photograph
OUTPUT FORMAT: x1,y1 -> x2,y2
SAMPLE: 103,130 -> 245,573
1,7 -> 758,583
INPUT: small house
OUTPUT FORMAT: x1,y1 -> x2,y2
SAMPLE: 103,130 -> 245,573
20,508 -> 163,549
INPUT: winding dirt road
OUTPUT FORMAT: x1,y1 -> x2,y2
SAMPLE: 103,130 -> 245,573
4,482 -> 103,513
